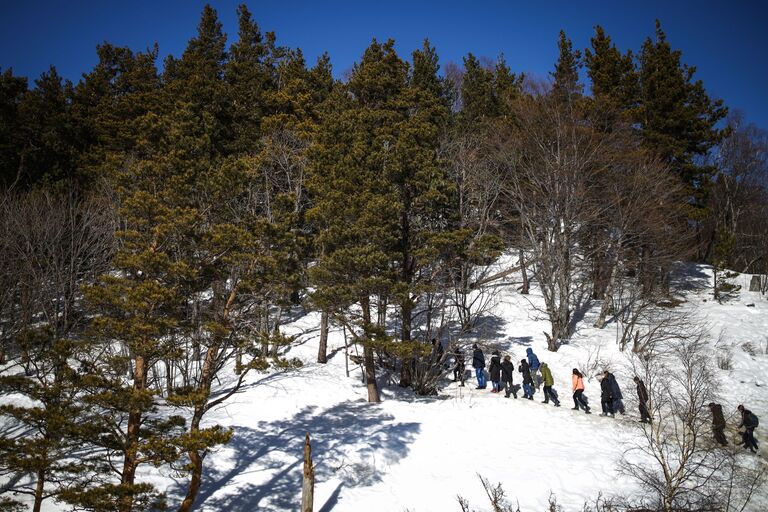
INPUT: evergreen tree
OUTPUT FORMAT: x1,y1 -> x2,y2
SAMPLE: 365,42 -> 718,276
14,67 -> 79,187
458,53 -> 496,126
637,20 -> 727,195
71,44 -> 163,185
225,4 -> 277,155
164,4 -> 230,158
308,39 -> 410,402
584,25 -> 638,113
0,69 -> 28,187
0,340 -> 98,512
551,30 -> 583,104
78,104 -> 208,511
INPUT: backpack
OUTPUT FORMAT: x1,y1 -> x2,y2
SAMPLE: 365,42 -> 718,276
749,412 -> 759,428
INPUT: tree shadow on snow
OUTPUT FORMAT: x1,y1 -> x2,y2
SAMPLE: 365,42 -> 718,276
174,400 -> 420,511
668,262 -> 712,293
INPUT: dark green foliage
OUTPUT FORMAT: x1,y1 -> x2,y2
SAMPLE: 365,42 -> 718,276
551,30 -> 583,104
637,21 -> 727,193
0,69 -> 28,187
0,338 -> 98,509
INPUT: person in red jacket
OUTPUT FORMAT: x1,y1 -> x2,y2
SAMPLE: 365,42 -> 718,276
571,368 -> 591,414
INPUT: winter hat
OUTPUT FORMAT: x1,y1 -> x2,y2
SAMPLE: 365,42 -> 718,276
492,350 -> 500,356
738,404 -> 745,412
473,344 -> 478,349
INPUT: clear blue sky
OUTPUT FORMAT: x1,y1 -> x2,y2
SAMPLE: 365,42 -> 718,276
1,1 -> 766,128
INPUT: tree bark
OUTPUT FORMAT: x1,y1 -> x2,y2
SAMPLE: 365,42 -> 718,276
301,433 -> 314,512
119,354 -> 146,512
317,310 -> 329,363
519,248 -> 529,295
32,465 -> 45,512
360,296 -> 379,403
398,297 -> 413,388
594,251 -> 620,329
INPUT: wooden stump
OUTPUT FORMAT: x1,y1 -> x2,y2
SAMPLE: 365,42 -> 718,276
302,432 -> 314,512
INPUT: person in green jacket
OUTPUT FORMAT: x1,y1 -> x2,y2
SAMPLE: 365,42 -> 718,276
540,362 -> 561,407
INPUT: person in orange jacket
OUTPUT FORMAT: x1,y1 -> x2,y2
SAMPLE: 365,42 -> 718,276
571,368 -> 591,414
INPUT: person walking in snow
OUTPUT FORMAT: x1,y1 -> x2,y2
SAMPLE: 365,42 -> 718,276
708,402 -> 728,446
501,355 -> 517,398
540,362 -> 560,406
634,376 -> 651,423
737,404 -> 759,453
472,344 -> 486,389
600,374 -> 615,417
526,347 -> 541,389
571,368 -> 590,413
489,350 -> 502,393
519,359 -> 534,400
453,347 -> 465,387
604,371 -> 625,415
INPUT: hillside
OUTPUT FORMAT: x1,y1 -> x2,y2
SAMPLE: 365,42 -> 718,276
130,261 -> 767,512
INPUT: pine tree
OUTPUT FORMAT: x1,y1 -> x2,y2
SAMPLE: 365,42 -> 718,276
551,30 -> 583,104
225,4 -> 277,155
584,25 -> 637,113
78,104 -> 207,511
164,4 -> 229,158
71,43 -> 163,185
14,67 -> 80,187
0,339 -> 98,512
458,53 -> 496,126
308,39 -> 411,402
637,20 -> 727,194
0,69 -> 28,187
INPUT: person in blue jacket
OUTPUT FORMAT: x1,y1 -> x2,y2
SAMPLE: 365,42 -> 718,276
472,344 -> 486,389
526,348 -> 541,389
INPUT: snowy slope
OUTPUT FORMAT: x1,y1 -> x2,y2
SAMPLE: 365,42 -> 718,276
12,261 -> 768,511
171,261 -> 768,512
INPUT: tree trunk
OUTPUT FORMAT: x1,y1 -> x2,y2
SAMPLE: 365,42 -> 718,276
178,440 -> 203,512
317,310 -> 328,364
119,354 -> 146,512
399,298 -> 413,388
360,296 -> 379,403
179,342 -> 219,512
519,248 -> 529,295
594,252 -> 620,329
165,359 -> 174,397
377,296 -> 387,329
301,433 -> 314,512
32,465 -> 45,512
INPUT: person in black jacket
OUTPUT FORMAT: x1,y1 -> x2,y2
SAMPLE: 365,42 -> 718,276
634,376 -> 651,423
737,404 -> 759,453
600,375 -> 615,417
518,359 -> 534,400
472,344 -> 486,389
489,350 -> 502,393
708,402 -> 728,446
453,347 -> 465,387
501,355 -> 517,398
604,371 -> 625,415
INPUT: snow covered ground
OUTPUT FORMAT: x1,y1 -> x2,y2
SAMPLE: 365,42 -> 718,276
168,261 -> 767,512
11,261 -> 768,511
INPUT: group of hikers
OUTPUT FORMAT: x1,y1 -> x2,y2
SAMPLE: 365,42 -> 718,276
449,344 -> 759,454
